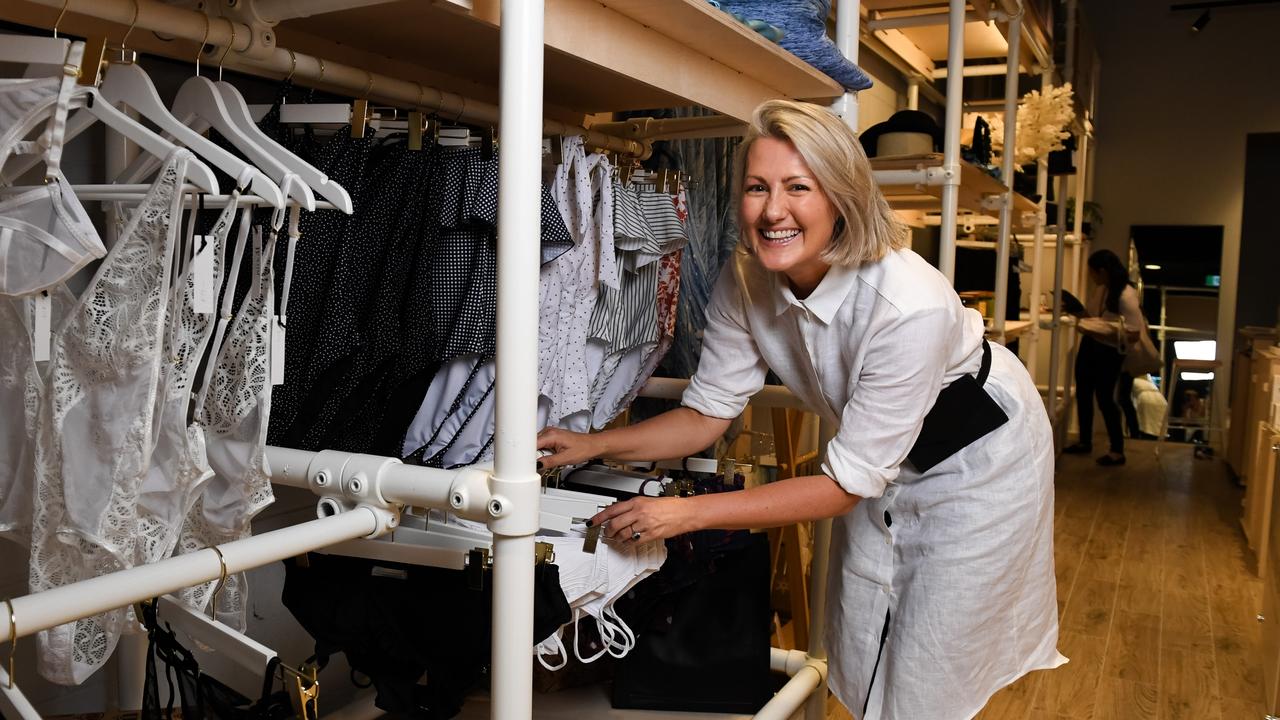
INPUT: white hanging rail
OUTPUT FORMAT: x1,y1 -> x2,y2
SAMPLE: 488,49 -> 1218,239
11,0 -> 648,157
937,0 -> 967,282
3,509 -> 392,644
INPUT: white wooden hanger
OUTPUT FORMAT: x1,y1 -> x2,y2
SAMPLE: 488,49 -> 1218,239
0,35 -> 220,194
154,595 -> 278,701
173,74 -> 316,211
215,79 -> 353,214
92,62 -> 285,206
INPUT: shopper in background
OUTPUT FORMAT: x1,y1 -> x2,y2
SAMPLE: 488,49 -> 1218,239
538,100 -> 1063,720
1066,248 -> 1145,465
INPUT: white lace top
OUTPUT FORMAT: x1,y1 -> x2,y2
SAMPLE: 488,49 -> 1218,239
28,149 -> 191,685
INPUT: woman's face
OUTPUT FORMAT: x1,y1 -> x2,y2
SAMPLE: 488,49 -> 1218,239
741,136 -> 838,296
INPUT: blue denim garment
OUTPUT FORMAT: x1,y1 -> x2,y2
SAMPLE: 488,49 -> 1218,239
715,0 -> 874,91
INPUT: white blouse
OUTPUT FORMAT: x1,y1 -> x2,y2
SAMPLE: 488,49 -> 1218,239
1086,284 -> 1145,348
682,248 -> 1064,717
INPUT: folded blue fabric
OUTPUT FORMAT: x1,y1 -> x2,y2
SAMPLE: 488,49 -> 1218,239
716,0 -> 873,91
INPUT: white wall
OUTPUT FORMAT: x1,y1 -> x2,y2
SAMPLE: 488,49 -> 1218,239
1080,0 -> 1280,395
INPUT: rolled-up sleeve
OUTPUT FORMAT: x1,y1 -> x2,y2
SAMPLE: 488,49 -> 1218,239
821,307 -> 960,498
681,269 -> 769,419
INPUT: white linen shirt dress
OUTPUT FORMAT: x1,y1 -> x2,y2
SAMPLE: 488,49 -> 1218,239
682,248 -> 1065,719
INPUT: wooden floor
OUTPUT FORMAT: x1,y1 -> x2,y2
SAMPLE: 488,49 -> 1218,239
974,440 -> 1266,719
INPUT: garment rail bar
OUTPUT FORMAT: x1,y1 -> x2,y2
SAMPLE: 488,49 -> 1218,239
3,509 -> 389,642
15,0 -> 648,157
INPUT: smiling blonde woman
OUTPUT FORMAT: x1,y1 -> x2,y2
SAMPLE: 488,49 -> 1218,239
538,99 -> 1064,719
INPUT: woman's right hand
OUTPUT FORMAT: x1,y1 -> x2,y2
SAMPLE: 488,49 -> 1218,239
536,427 -> 607,469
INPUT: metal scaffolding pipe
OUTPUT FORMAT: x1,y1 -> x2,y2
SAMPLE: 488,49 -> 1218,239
991,13 -> 1022,340
831,0 -> 861,126
937,0 -> 967,282
756,666 -> 825,720
489,2 -> 544,718
3,509 -> 386,641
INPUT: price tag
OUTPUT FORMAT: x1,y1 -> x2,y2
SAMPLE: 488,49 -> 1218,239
271,315 -> 287,386
192,236 -> 215,314
33,291 -> 51,362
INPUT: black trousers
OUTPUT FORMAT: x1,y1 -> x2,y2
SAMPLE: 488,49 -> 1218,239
1075,336 -> 1125,454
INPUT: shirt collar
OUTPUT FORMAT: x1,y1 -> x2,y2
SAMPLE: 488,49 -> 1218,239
771,262 -> 859,324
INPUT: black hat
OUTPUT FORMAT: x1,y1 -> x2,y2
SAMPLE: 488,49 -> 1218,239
858,110 -> 944,158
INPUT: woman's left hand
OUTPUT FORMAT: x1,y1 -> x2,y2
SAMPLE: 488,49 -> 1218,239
589,496 -> 699,544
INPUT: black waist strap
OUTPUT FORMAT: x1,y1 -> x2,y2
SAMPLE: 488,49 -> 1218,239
905,339 -> 1008,473
977,338 -> 992,385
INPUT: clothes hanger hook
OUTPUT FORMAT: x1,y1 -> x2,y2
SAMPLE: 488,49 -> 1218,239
207,546 -> 228,620
120,0 -> 140,53
415,82 -> 424,110
285,49 -> 298,83
4,597 -> 16,690
195,12 -> 210,77
316,57 -> 326,84
52,0 -> 70,39
363,71 -> 374,99
453,94 -> 466,124
217,20 -> 237,82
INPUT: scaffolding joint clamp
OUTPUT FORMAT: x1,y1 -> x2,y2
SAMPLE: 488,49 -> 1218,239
307,450 -> 402,536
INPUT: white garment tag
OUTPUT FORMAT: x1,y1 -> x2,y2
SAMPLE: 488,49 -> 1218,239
33,292 -> 51,362
271,315 -> 287,385
192,236 -> 215,314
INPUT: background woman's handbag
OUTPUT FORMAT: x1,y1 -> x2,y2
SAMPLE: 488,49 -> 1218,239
1119,315 -> 1162,375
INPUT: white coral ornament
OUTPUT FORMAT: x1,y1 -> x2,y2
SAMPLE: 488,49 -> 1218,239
983,83 -> 1076,165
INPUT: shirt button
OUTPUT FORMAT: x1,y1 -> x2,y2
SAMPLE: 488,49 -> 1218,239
885,489 -> 895,499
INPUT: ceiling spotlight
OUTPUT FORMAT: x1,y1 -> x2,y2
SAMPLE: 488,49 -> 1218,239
1191,9 -> 1211,31
1144,264 -> 1163,270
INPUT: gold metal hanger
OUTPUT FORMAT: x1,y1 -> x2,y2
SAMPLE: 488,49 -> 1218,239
52,0 -> 70,39
5,597 -> 16,689
194,12 -> 210,77
208,545 -> 228,620
217,20 -> 236,82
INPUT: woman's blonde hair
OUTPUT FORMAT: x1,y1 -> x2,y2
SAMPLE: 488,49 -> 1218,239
735,99 -> 905,266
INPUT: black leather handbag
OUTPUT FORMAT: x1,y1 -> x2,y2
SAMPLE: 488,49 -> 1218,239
611,525 -> 773,713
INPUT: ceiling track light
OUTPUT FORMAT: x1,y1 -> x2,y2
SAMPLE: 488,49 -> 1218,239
1191,9 -> 1212,31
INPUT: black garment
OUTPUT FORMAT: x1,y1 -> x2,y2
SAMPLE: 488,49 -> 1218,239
611,484 -> 772,716
140,602 -> 292,720
317,145 -> 439,454
1117,371 -> 1143,438
281,554 -> 571,720
289,141 -> 430,450
267,130 -> 376,447
1075,336 -> 1125,454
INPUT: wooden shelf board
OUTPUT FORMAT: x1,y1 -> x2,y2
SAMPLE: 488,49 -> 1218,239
281,0 -> 841,122
872,153 -> 1038,225
989,319 -> 1033,341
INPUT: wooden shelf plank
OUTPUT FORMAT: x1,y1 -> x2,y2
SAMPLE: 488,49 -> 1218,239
280,0 -> 841,122
989,319 -> 1033,341
872,153 -> 1039,227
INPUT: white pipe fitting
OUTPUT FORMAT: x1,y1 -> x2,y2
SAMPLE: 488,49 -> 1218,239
756,665 -> 825,720
447,466 -> 498,522
770,647 -> 811,677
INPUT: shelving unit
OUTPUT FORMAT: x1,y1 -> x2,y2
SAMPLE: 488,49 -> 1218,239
0,1 -> 854,719
872,153 -> 1039,226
